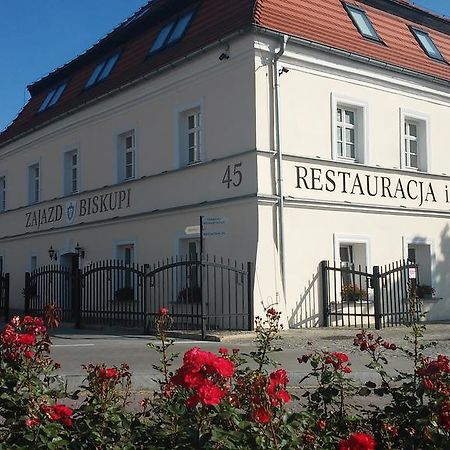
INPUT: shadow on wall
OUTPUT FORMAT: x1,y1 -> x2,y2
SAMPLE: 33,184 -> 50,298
426,224 -> 450,321
288,267 -> 321,328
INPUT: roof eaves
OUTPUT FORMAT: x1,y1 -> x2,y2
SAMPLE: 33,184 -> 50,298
255,25 -> 450,89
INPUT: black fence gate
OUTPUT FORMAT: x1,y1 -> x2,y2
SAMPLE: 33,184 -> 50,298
146,255 -> 253,335
321,259 -> 419,329
0,272 -> 10,322
25,265 -> 75,322
24,256 -> 254,337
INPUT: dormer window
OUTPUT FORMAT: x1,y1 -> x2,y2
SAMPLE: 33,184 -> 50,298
344,4 -> 381,42
149,9 -> 195,54
410,28 -> 445,62
38,82 -> 67,112
85,52 -> 121,88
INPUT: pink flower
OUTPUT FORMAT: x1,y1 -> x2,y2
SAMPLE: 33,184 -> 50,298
159,307 -> 168,316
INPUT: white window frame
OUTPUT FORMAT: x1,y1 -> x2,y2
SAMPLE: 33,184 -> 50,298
331,93 -> 368,164
117,129 -> 137,182
113,240 -> 137,263
28,162 -> 41,205
402,236 -> 435,284
29,254 -> 38,272
333,234 -> 371,269
176,101 -> 204,167
0,174 -> 6,212
63,148 -> 79,195
400,109 -> 430,172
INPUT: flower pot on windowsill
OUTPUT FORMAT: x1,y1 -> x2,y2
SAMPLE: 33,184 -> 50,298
341,284 -> 367,302
114,287 -> 134,302
416,285 -> 435,300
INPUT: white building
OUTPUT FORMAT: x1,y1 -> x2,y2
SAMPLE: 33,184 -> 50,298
1,0 -> 450,328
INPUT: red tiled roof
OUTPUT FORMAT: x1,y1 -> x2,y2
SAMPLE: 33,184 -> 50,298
254,0 -> 450,82
1,0 -> 450,146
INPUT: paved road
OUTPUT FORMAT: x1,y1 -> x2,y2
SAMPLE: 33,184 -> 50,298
48,324 -> 450,391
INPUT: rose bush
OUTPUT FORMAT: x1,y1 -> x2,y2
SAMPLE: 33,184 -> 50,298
0,293 -> 449,449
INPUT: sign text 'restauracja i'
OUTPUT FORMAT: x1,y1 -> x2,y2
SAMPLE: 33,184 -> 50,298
25,188 -> 131,230
295,165 -> 450,207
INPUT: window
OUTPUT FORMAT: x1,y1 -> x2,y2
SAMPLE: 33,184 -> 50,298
411,28 -> 445,61
344,4 -> 381,42
28,163 -> 40,204
118,131 -> 136,181
38,83 -> 66,113
400,110 -> 429,172
404,120 -> 418,169
115,243 -> 135,296
0,176 -> 5,212
406,241 -> 433,289
337,107 -> 356,160
30,255 -> 38,272
180,108 -> 202,165
38,82 -> 67,112
332,95 -> 368,164
85,52 -> 121,88
149,9 -> 195,54
64,150 -> 79,195
335,236 -> 370,302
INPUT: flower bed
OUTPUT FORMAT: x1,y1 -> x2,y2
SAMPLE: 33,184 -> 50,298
0,296 -> 449,449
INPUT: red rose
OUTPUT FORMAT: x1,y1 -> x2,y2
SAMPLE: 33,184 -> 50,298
197,381 -> 226,405
42,404 -> 73,427
185,395 -> 200,408
99,367 -> 119,379
159,307 -> 168,316
212,357 -> 235,377
218,347 -> 228,355
389,343 -> 397,350
17,333 -> 36,346
317,419 -> 327,431
25,417 -> 40,427
266,307 -> 277,316
339,433 -> 376,450
270,368 -> 289,385
253,407 -> 271,423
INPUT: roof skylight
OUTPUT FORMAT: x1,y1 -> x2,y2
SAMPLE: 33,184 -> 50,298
149,9 -> 195,54
344,4 -> 381,42
85,52 -> 121,88
411,28 -> 445,61
38,82 -> 67,112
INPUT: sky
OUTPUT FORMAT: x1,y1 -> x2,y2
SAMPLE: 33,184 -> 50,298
0,0 -> 449,133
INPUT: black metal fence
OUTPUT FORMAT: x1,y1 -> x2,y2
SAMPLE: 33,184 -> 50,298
25,266 -> 74,322
0,273 -> 10,322
24,256 -> 254,337
321,259 -> 419,329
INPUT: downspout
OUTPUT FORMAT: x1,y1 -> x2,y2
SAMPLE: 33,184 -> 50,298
273,35 -> 289,298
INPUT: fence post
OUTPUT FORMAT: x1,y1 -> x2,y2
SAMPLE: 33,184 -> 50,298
372,266 -> 382,330
73,268 -> 82,329
200,259 -> 206,340
320,261 -> 329,327
247,262 -> 254,331
4,274 -> 10,323
24,272 -> 31,315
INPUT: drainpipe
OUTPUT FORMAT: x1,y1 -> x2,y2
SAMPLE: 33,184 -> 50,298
273,35 -> 289,298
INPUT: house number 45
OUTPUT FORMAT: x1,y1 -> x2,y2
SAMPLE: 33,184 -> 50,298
222,163 -> 242,188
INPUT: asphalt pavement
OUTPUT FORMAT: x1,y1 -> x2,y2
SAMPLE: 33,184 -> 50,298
46,323 -> 450,391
